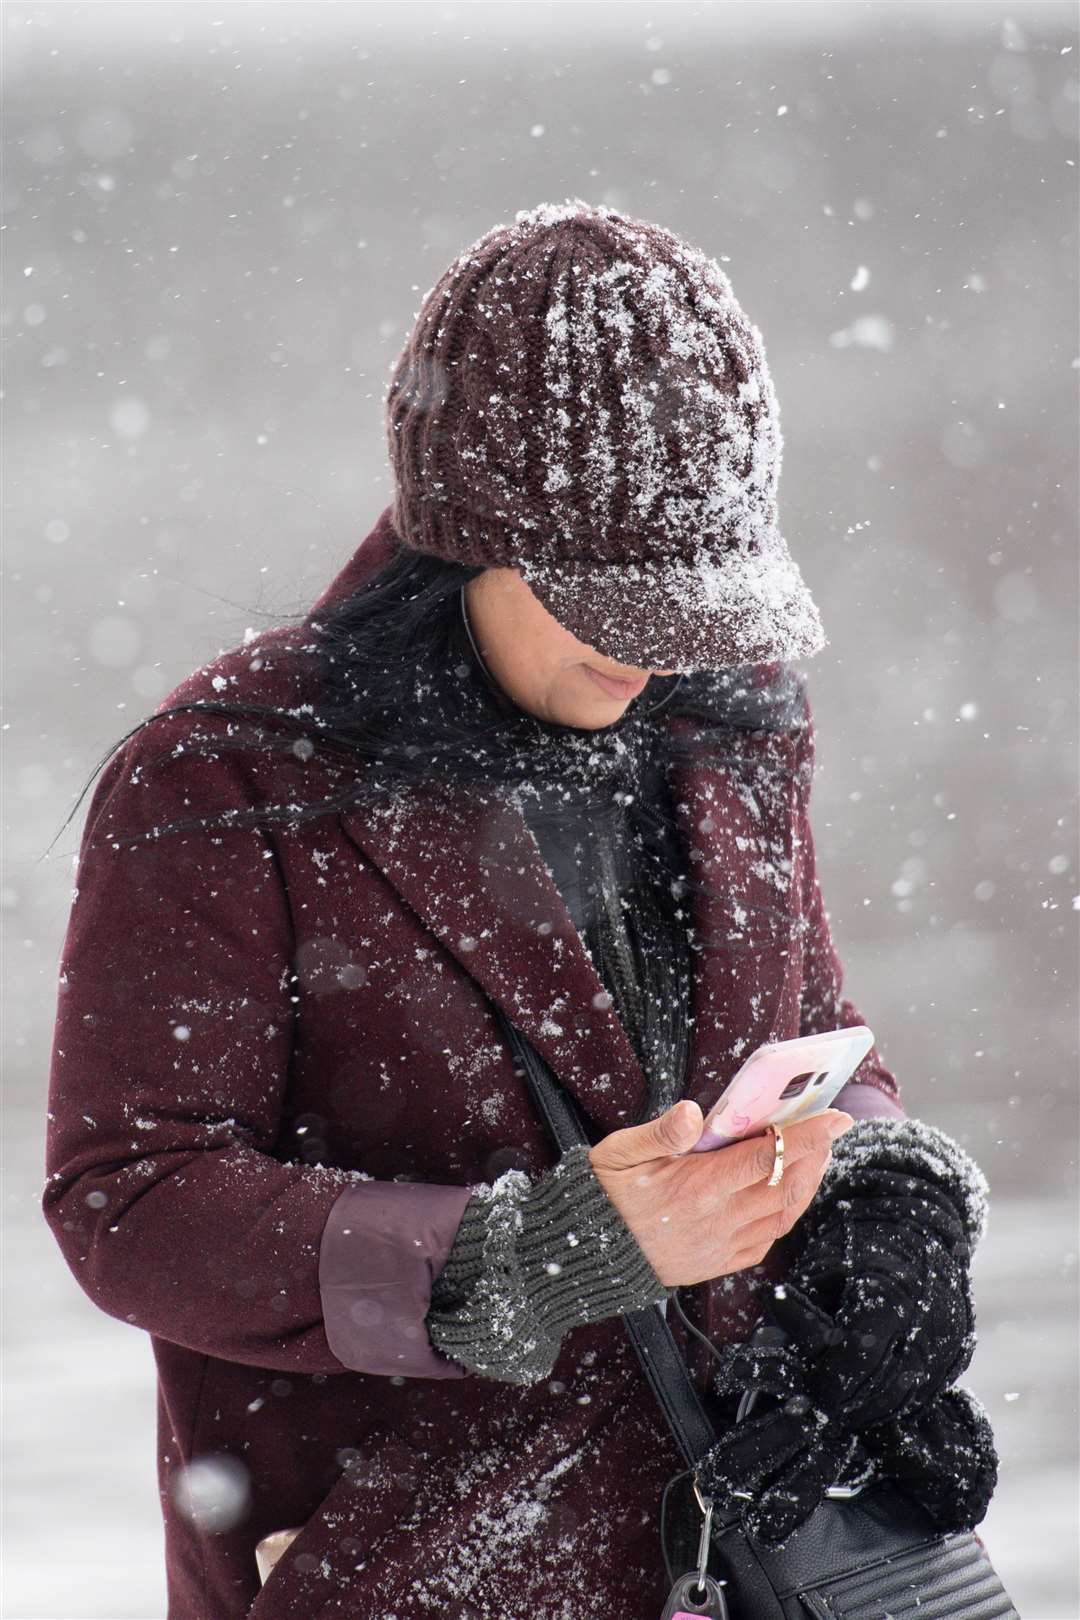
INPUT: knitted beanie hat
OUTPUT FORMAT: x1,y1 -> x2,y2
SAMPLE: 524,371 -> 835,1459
384,198 -> 828,673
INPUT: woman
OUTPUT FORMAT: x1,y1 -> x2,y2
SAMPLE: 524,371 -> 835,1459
43,201 -> 995,1617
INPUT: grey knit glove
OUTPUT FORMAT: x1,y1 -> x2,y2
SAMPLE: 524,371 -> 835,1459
426,1144 -> 675,1385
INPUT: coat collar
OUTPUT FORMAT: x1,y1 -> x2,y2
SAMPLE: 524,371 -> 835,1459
308,501 -> 403,617
319,508 -> 799,1135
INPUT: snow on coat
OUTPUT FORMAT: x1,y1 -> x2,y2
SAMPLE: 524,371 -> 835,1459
42,503 -> 904,1617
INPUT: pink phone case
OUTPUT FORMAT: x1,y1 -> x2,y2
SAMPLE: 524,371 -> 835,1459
688,1026 -> 874,1153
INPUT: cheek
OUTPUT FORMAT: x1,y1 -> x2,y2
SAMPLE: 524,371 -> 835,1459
514,615 -> 583,689
508,629 -> 563,696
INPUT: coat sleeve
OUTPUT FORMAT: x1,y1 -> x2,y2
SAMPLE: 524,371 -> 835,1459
793,697 -> 907,1123
42,713 -> 474,1379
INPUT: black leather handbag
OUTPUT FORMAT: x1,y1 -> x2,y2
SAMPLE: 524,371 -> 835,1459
493,1006 -> 1021,1620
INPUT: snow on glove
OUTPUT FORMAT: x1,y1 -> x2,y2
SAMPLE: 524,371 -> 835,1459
759,1118 -> 989,1430
697,1327 -> 871,1548
700,1332 -> 999,1547
862,1383 -> 999,1534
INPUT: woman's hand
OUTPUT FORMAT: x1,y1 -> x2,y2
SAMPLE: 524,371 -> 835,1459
588,1101 -> 856,1288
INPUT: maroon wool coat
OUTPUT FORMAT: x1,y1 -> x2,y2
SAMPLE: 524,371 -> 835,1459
43,504 -> 905,1619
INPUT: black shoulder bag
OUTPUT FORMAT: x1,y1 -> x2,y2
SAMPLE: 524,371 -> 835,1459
493,1007 -> 1020,1620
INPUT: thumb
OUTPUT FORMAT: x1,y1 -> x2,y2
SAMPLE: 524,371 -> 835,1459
657,1098 -> 704,1154
597,1099 -> 703,1170
759,1279 -> 845,1351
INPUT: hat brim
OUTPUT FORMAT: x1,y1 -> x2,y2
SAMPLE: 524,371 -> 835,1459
517,531 -> 828,673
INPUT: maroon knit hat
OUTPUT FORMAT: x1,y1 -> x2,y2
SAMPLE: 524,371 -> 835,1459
384,198 -> 827,673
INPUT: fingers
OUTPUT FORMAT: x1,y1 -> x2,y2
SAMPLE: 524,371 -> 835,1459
720,1112 -> 851,1194
730,1212 -> 793,1269
730,1161 -> 828,1265
735,1145 -> 830,1231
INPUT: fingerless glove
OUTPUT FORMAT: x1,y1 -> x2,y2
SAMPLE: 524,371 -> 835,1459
426,1144 -> 674,1385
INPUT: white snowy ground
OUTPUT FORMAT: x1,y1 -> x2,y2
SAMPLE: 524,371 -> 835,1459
5,1104 -> 1077,1618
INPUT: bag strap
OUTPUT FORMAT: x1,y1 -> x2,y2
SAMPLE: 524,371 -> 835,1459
494,1006 -> 720,1472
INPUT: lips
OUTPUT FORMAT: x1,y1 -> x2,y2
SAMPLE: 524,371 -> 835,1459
583,665 -> 651,700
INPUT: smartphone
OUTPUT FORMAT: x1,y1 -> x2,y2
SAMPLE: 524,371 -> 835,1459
687,1026 -> 875,1153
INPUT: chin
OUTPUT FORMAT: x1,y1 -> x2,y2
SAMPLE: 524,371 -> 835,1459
576,699 -> 632,729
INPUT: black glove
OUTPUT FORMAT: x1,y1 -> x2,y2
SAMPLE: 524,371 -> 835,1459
862,1383 -> 999,1533
698,1327 -> 999,1547
697,1326 -> 873,1547
698,1119 -> 994,1548
760,1117 -> 989,1430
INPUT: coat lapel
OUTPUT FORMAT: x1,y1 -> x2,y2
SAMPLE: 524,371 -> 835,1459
339,782 -> 652,1133
665,716 -> 801,1115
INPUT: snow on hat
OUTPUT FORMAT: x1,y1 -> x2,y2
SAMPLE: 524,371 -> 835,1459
384,198 -> 828,673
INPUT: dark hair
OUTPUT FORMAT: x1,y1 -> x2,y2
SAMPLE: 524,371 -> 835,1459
54,536 -> 806,840
51,539 -> 808,1122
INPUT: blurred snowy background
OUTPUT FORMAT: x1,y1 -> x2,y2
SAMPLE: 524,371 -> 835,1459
3,2 -> 1077,1615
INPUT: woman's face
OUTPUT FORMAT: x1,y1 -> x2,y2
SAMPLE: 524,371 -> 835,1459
464,566 -> 677,729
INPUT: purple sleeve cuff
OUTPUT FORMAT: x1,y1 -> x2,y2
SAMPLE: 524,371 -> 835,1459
319,1180 -> 476,1379
833,1079 -> 907,1122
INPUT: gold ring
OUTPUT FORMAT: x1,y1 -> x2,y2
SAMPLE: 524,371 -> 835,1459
766,1123 -> 785,1187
